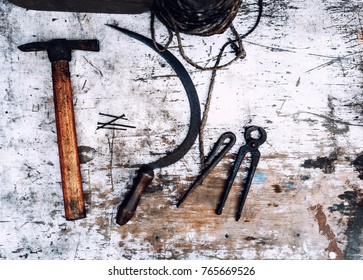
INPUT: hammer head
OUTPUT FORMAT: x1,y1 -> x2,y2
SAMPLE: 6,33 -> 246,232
18,39 -> 100,62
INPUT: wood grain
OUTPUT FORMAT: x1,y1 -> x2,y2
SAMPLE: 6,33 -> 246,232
52,60 -> 85,220
0,0 -> 363,260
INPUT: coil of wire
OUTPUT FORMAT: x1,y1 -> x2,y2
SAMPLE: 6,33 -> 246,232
153,0 -> 242,36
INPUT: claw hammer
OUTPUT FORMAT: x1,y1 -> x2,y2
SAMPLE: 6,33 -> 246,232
18,39 -> 100,220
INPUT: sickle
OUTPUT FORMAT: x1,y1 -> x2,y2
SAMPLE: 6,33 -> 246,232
106,24 -> 201,225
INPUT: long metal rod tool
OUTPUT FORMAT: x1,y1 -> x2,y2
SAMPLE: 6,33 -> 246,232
177,132 -> 236,207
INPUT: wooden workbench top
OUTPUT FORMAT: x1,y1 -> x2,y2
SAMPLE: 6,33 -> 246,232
0,0 -> 362,260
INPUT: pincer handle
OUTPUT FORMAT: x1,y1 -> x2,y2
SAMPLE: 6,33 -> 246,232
116,166 -> 154,225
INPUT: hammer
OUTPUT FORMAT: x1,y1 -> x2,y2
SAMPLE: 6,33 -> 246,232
18,39 -> 100,220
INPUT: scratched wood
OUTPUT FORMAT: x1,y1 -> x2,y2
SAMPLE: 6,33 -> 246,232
0,0 -> 363,260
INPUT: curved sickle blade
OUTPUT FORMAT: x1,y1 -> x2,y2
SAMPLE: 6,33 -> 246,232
107,24 -> 201,169
106,24 -> 201,225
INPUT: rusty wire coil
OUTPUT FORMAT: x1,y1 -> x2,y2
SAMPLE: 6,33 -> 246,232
153,0 -> 242,36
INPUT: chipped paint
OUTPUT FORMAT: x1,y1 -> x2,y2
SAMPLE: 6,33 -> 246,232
329,189 -> 363,259
310,204 -> 344,259
1,0 -> 363,259
301,154 -> 337,174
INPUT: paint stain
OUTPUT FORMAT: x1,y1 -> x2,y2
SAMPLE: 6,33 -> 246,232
253,172 -> 267,184
244,236 -> 257,241
301,153 -> 337,174
271,182 -> 293,193
329,191 -> 358,215
300,175 -> 310,181
352,154 -> 363,180
328,189 -> 363,260
267,202 -> 279,207
310,204 -> 344,259
272,184 -> 282,193
243,236 -> 266,245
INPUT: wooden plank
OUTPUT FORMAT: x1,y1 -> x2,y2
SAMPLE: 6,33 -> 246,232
0,0 -> 363,260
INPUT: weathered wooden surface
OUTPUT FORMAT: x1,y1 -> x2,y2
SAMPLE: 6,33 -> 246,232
0,0 -> 363,259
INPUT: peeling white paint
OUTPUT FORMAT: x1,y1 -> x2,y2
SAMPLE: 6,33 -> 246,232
1,0 -> 363,260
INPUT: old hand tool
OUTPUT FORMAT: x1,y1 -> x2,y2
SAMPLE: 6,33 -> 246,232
217,126 -> 267,221
18,38 -> 100,220
106,24 -> 201,226
176,132 -> 236,207
178,126 -> 267,221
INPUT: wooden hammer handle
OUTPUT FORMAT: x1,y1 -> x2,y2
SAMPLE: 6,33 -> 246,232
52,60 -> 85,220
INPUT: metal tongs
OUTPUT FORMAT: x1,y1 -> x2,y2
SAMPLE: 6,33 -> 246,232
177,126 -> 267,221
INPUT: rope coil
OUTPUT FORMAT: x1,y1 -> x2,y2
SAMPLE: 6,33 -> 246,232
153,0 -> 242,36
152,0 -> 246,70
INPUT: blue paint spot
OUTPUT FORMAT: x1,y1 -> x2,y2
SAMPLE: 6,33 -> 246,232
284,183 -> 294,189
252,172 -> 266,184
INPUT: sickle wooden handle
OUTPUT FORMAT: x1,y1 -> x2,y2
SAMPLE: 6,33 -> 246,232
116,167 -> 154,225
52,60 -> 85,220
